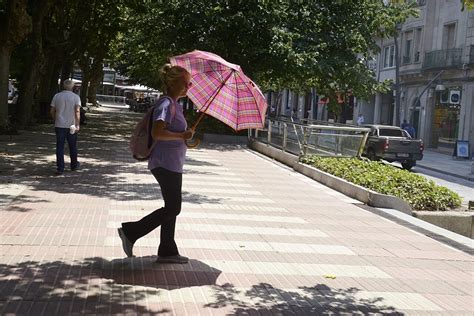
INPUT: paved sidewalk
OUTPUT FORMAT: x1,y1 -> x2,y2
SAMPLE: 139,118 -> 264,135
0,108 -> 473,315
416,149 -> 473,181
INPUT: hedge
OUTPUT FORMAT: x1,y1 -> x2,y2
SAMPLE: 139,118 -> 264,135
299,156 -> 462,211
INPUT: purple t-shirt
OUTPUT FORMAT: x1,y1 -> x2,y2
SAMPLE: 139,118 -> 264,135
148,97 -> 187,173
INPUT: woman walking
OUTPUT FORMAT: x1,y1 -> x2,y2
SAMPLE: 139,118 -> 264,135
118,64 -> 193,263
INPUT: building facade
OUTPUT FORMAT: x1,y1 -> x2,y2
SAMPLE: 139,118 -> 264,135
357,0 -> 474,155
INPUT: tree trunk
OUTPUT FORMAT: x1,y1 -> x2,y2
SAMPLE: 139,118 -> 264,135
37,52 -> 61,121
87,59 -> 103,106
0,47 -> 12,129
16,0 -> 53,125
80,70 -> 90,107
60,58 -> 73,86
0,0 -> 32,129
88,78 -> 99,106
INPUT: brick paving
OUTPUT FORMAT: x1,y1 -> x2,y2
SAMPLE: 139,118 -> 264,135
0,107 -> 473,315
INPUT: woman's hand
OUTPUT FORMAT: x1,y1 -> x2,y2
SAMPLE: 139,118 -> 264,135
182,128 -> 194,140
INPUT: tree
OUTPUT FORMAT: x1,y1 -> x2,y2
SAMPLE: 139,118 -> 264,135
461,0 -> 474,10
0,0 -> 31,130
118,0 -> 417,123
15,0 -> 54,125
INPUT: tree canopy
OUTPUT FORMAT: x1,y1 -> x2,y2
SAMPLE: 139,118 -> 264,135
118,0 -> 417,102
1,0 -> 420,130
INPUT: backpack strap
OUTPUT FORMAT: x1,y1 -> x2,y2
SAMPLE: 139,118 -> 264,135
147,96 -> 176,148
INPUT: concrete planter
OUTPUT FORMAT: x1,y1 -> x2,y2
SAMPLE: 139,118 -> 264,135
294,163 -> 413,214
413,211 -> 474,238
249,140 -> 474,238
248,139 -> 412,214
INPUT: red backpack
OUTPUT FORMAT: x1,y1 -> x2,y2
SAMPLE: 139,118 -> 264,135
129,96 -> 174,161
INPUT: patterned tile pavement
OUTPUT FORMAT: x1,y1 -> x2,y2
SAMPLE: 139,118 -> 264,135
0,108 -> 473,315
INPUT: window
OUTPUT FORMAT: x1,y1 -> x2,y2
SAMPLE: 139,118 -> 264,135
414,28 -> 423,62
443,23 -> 456,49
379,128 -> 405,137
403,31 -> 414,64
383,45 -> 395,68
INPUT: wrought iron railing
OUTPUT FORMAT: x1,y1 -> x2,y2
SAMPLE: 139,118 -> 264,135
422,48 -> 463,70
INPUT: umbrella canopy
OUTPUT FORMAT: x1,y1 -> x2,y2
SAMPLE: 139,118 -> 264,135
170,50 -> 267,131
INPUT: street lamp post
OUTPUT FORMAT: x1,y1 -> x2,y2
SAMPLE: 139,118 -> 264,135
393,23 -> 402,127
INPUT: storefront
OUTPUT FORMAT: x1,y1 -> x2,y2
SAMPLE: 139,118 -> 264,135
430,87 -> 462,151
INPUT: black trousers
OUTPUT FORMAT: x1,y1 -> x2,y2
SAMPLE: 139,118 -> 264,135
122,167 -> 182,256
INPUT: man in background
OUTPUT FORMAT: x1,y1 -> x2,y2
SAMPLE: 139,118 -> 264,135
50,79 -> 81,175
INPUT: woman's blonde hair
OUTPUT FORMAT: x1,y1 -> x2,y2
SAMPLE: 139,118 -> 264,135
159,64 -> 189,94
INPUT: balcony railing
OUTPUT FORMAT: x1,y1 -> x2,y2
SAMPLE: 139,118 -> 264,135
470,45 -> 474,64
422,48 -> 463,70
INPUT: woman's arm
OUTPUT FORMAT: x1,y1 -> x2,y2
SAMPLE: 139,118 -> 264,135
151,120 -> 193,141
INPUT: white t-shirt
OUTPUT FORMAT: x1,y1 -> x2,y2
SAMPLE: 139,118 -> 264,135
51,91 -> 81,128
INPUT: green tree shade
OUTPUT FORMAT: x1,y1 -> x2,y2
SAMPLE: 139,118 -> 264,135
117,0 -> 417,118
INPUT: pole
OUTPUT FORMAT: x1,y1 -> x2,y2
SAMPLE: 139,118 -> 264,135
185,70 -> 234,148
394,31 -> 401,126
190,70 -> 234,131
412,70 -> 444,110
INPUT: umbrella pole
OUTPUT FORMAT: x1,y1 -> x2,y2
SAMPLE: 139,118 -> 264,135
186,71 -> 234,149
191,70 -> 234,131
191,111 -> 206,131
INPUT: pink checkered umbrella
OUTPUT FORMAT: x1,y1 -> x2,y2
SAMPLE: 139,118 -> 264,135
169,50 -> 267,132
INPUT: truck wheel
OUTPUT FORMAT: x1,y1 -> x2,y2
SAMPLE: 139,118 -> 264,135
367,149 -> 379,161
401,161 -> 415,170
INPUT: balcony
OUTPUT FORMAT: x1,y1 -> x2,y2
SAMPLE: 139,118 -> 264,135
422,48 -> 463,70
470,45 -> 474,64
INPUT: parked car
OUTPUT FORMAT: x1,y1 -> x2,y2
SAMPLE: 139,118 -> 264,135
363,124 -> 424,170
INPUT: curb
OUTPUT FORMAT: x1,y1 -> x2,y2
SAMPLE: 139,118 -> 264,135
413,211 -> 474,239
249,140 -> 412,215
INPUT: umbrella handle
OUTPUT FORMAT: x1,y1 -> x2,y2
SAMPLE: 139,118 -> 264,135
185,127 -> 200,149
185,137 -> 201,149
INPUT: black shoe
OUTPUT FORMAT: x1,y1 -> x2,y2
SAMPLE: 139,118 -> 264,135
55,170 -> 64,175
117,228 -> 134,257
71,162 -> 80,171
156,255 -> 189,264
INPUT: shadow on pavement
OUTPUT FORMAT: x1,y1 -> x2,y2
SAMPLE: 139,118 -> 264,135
0,257 -> 402,315
0,108 -> 234,208
206,283 -> 403,315
0,256 -> 221,314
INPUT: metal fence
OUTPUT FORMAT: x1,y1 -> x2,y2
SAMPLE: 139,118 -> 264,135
96,94 -> 127,105
249,117 -> 371,158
